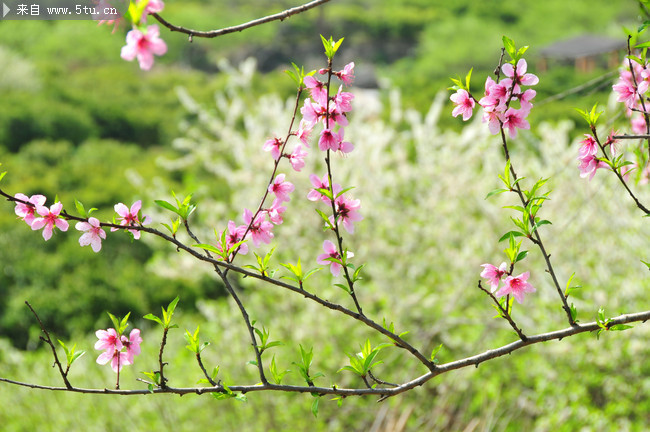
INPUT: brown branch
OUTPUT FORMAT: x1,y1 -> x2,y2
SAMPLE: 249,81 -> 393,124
477,281 -> 527,341
322,57 -> 364,316
624,35 -> 650,160
25,302 -> 72,389
196,353 -> 217,386
497,122 -> 575,326
367,370 -> 398,388
151,0 -> 332,40
613,134 -> 650,140
3,309 -> 649,397
592,128 -> 650,215
0,186 -> 435,372
157,328 -> 169,389
183,217 -> 269,385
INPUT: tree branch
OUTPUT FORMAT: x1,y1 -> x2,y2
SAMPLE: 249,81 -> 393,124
3,309 -> 648,397
151,0 -> 332,40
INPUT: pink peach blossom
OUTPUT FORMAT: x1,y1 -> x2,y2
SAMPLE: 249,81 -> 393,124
296,120 -> 313,146
288,144 -> 308,171
317,240 -> 353,277
501,59 -> 539,91
268,174 -> 294,202
578,153 -> 608,180
336,62 -> 355,85
31,202 -> 69,241
480,262 -> 508,292
333,87 -> 354,113
14,193 -> 46,226
263,137 -> 283,161
501,108 -> 530,139
307,173 -> 342,203
319,128 -> 339,151
304,75 -> 328,106
120,25 -> 167,70
112,200 -> 150,239
450,89 -> 475,121
496,271 -> 536,304
243,208 -> 274,247
267,199 -> 286,225
95,328 -> 122,352
76,217 -> 107,252
97,347 -> 132,373
121,328 -> 142,364
331,195 -> 363,234
578,134 -> 598,159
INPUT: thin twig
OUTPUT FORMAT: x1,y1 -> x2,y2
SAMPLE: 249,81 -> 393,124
157,328 -> 169,389
624,35 -> 650,160
3,309 -> 649,397
228,87 -> 304,266
477,281 -> 527,341
151,0 -> 331,39
0,186 -> 438,372
322,57 -> 364,316
25,302 -> 72,389
368,370 -> 399,388
196,353 -> 217,386
491,52 -> 576,325
184,218 -> 268,385
592,128 -> 650,215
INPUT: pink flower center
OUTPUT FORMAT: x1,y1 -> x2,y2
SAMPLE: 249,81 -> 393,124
510,278 -> 523,290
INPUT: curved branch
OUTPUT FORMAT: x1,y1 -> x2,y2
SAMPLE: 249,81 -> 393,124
3,309 -> 649,398
151,0 -> 332,40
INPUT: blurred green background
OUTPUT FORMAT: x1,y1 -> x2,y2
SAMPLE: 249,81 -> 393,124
2,0 -> 650,430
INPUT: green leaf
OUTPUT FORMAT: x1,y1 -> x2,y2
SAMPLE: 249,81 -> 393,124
143,313 -> 163,326
74,199 -> 86,217
311,397 -> 320,418
285,62 -> 305,87
502,35 -> 516,59
430,343 -> 443,362
575,104 -> 603,127
315,187 -> 334,201
486,188 -> 509,199
503,205 -> 525,213
125,0 -> 149,25
570,303 -> 578,321
161,296 -> 180,328
269,355 -> 290,385
465,67 -> 473,90
194,243 -> 222,255
515,250 -> 528,263
448,77 -> 463,90
499,159 -> 512,188
498,231 -> 525,242
335,186 -> 356,199
107,312 -> 130,335
610,324 -> 633,331
531,219 -> 552,233
154,199 -> 178,214
516,45 -> 529,59
142,371 -> 161,386
564,272 -> 582,298
334,283 -> 350,294
315,209 -> 334,230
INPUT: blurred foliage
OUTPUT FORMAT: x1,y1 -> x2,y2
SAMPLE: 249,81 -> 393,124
1,0 -> 650,430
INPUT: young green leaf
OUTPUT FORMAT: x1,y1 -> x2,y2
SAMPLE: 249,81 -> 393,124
430,343 -> 443,363
311,396 -> 320,418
